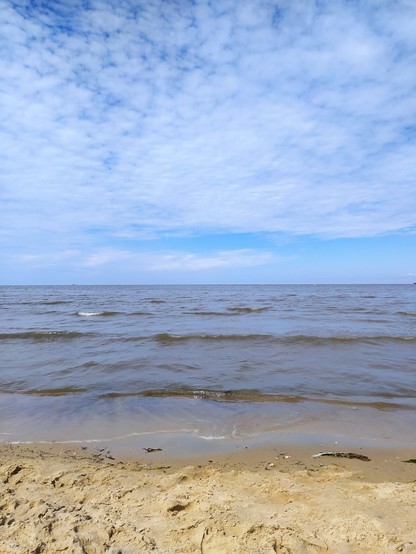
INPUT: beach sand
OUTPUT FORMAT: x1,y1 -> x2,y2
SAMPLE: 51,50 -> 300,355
1,443 -> 415,553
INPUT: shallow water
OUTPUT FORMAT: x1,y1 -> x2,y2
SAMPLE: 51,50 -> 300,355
1,285 -> 415,454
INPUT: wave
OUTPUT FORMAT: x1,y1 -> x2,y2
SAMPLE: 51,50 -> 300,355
152,333 -> 416,345
98,388 -> 416,410
42,300 -> 72,305
227,306 -> 272,313
185,311 -> 240,316
76,311 -> 121,317
2,385 -> 413,409
20,300 -> 72,305
77,310 -> 151,317
101,389 -> 302,402
8,429 -> 197,446
153,333 -> 273,344
183,306 -> 273,316
280,334 -> 416,345
2,330 -> 412,345
0,331 -> 90,341
398,311 -> 416,316
0,387 -> 88,396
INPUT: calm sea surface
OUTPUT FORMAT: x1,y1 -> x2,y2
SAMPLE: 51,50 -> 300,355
1,285 -> 415,455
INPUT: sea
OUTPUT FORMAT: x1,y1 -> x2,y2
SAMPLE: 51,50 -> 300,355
1,284 -> 415,457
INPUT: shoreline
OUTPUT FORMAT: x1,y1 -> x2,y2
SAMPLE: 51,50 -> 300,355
2,438 -> 416,482
3,390 -> 415,466
1,442 -> 415,553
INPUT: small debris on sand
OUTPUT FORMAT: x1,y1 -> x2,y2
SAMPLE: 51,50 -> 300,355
312,452 -> 371,461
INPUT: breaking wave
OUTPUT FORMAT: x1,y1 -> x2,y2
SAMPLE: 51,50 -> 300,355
76,311 -> 121,317
98,388 -> 416,410
152,333 -> 416,345
0,331 -> 90,341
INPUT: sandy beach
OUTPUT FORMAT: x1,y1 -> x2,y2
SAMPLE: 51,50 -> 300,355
1,443 -> 415,553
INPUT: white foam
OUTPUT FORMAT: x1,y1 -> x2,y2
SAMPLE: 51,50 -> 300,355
77,311 -> 102,316
198,435 -> 227,440
5,429 -> 197,446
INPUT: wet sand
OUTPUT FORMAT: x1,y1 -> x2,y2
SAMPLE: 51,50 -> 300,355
1,442 -> 415,553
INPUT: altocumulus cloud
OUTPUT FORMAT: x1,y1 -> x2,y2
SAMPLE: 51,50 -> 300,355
1,0 -> 416,278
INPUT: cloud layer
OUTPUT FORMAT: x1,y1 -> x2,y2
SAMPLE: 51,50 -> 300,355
1,0 -> 416,280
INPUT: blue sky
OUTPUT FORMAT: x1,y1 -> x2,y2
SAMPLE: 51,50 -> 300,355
1,0 -> 415,284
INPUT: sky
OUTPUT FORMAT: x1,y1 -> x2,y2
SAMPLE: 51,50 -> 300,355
1,0 -> 416,284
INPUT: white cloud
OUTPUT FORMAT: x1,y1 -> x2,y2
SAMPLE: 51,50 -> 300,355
14,247 -> 278,273
79,248 -> 278,272
1,0 -> 416,261
143,249 -> 277,271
